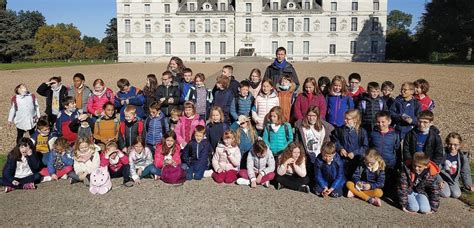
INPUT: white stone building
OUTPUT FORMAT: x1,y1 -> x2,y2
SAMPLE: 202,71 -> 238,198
116,0 -> 387,62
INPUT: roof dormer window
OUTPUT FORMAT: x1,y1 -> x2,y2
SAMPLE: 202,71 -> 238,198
287,2 -> 296,10
202,3 -> 212,11
189,3 -> 196,11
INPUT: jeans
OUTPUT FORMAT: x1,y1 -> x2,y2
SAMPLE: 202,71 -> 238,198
2,173 -> 41,188
182,163 -> 206,181
141,164 -> 161,178
407,192 -> 431,213
440,181 -> 462,199
276,173 -> 310,191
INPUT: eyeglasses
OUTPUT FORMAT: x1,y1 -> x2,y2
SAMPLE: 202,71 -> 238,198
448,144 -> 460,147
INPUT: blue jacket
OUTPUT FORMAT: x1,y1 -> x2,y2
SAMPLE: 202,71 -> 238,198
263,123 -> 293,155
389,96 -> 421,139
53,110 -> 80,138
182,138 -> 213,169
45,150 -> 74,175
230,94 -> 254,123
212,88 -> 234,124
358,94 -> 387,133
370,128 -> 400,169
230,122 -> 256,154
206,122 -> 229,150
2,153 -> 40,184
352,164 -> 386,189
144,112 -> 168,146
326,94 -> 354,127
115,86 -> 145,120
179,80 -> 195,104
332,126 -> 369,158
314,153 -> 345,190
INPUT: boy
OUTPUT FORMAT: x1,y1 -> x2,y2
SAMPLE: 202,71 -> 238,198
403,110 -> 444,166
414,79 -> 435,111
31,116 -> 55,166
358,82 -> 386,134
115,78 -> 145,120
53,96 -> 80,145
213,65 -> 240,97
144,102 -> 169,156
347,73 -> 365,106
100,141 -> 133,187
381,81 -> 395,110
314,141 -> 345,198
181,125 -> 213,180
156,71 -> 180,117
118,105 -> 144,153
187,73 -> 213,121
398,152 -> 440,214
230,80 -> 254,123
93,102 -> 120,144
389,82 -> 421,139
178,68 -> 195,104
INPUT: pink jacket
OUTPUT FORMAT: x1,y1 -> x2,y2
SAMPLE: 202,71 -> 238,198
154,143 -> 181,169
293,92 -> 327,121
212,143 -> 241,171
175,115 -> 205,147
252,91 -> 280,130
87,88 -> 114,116
99,151 -> 129,173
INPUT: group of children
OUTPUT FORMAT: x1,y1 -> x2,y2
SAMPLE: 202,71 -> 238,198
3,56 -> 472,214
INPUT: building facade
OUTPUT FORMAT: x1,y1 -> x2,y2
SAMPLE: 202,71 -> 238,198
117,0 -> 387,62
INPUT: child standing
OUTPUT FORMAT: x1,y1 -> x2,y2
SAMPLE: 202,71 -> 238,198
143,74 -> 159,117
212,130 -> 241,184
252,79 -> 280,135
9,84 -> 40,143
314,141 -> 345,198
167,56 -> 186,83
381,81 -> 395,110
248,68 -> 262,98
389,81 -> 421,139
93,102 -> 120,144
326,75 -> 354,127
275,142 -> 310,192
181,125 -> 212,180
53,96 -> 80,145
206,106 -> 229,150
211,75 -> 234,124
347,73 -> 365,106
100,141 -> 133,187
39,137 -> 74,182
69,137 -> 101,185
156,71 -> 180,117
358,82 -> 386,134
236,140 -> 275,188
128,136 -> 160,184
118,105 -> 144,153
178,68 -> 195,104
187,73 -> 213,121
36,76 -> 68,127
68,73 -> 92,113
154,131 -> 182,179
3,138 -> 40,192
346,149 -> 386,207
115,78 -> 145,120
87,79 -> 115,119
144,102 -> 168,155
263,106 -> 293,156
230,81 -> 254,123
276,75 -> 297,122
293,77 -> 327,122
175,101 -> 205,149
317,76 -> 331,96
414,79 -> 435,111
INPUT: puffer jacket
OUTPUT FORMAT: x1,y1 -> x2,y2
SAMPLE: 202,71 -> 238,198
403,126 -> 444,166
326,94 -> 354,127
246,148 -> 275,181
370,127 -> 401,169
87,88 -> 114,116
264,59 -> 300,90
252,91 -> 279,130
358,93 -> 386,132
175,114 -> 205,147
212,143 -> 241,171
230,94 -> 254,123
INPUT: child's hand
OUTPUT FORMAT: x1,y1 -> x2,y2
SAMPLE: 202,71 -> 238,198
168,98 -> 174,103
217,168 -> 223,173
7,121 -> 13,128
134,179 -> 141,185
12,180 -> 19,186
26,148 -> 33,156
126,99 -> 130,104
121,100 -> 126,105
51,174 -> 58,181
285,158 -> 295,166
250,180 -> 257,188
347,152 -> 355,159
160,98 -> 166,102
137,168 -> 143,177
123,147 -> 128,153
468,186 -> 474,192
322,187 -> 329,197
340,149 -> 348,157
439,181 -> 445,189
362,183 -> 371,191
327,188 -> 334,195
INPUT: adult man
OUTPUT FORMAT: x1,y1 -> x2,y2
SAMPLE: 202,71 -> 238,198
264,47 -> 300,90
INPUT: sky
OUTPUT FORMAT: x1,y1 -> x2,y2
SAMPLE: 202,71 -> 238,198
7,0 -> 427,40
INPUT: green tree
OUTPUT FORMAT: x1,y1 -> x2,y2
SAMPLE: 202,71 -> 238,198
0,10 -> 22,63
83,36 -> 100,48
15,10 -> 46,59
34,23 -> 85,60
0,0 -> 7,10
385,10 -> 415,60
101,18 -> 117,59
387,10 -> 412,32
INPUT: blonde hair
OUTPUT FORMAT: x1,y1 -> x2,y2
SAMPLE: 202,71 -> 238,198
73,137 -> 95,158
345,109 -> 361,131
364,148 -> 386,171
208,106 -> 225,123
124,105 -> 137,115
321,141 -> 336,155
170,107 -> 182,117
235,120 -> 257,146
266,106 -> 286,126
183,101 -> 196,116
413,151 -> 430,166
331,75 -> 349,95
222,130 -> 237,147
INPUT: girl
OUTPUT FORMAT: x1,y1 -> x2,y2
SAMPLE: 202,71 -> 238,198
100,141 -> 133,187
440,133 -> 473,198
68,73 -> 92,113
69,137 -> 101,185
187,73 -> 213,121
252,79 -> 280,135
212,130 -> 241,184
276,75 -> 297,122
154,131 -> 182,180
128,136 -> 160,184
9,84 -> 40,143
36,76 -> 68,127
39,137 -> 74,182
318,76 -> 331,96
293,77 -> 327,122
262,106 -> 293,156
248,68 -> 262,99
167,56 -> 186,83
87,79 -> 115,118
3,138 -> 40,193
206,106 -> 229,150
346,148 -> 386,207
332,110 -> 369,177
275,142 -> 310,192
230,115 -> 258,165
326,75 -> 354,127
93,102 -> 120,144
211,75 -> 234,124
175,101 -> 205,149
143,74 -> 159,117
236,140 -> 275,188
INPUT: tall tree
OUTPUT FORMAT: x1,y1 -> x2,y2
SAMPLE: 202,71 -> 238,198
101,18 -> 117,59
83,36 -> 100,48
0,0 -> 6,10
15,10 -> 46,59
34,23 -> 85,60
387,10 -> 412,32
385,10 -> 415,60
0,10 -> 22,63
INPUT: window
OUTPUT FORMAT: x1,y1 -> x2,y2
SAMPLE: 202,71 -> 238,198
351,17 -> 357,31
220,42 -> 226,55
272,18 -> 278,32
205,42 -> 211,55
124,4 -> 130,13
330,18 -> 336,32
145,20 -> 151,33
125,19 -> 131,33
371,41 -> 378,53
287,41 -> 294,55
372,17 -> 379,31
190,42 -> 196,55
220,19 -> 226,32
190,19 -> 195,32
189,3 -> 196,11
304,0 -> 310,9
205,19 -> 211,33
125,42 -> 131,54
373,0 -> 379,11
288,3 -> 294,9
220,3 -> 226,11
165,4 -> 170,13
272,41 -> 278,53
145,42 -> 151,55
165,42 -> 171,55
246,3 -> 252,12
303,41 -> 309,55
352,2 -> 358,11
330,44 -> 336,54
331,2 -> 337,11
288,18 -> 294,32
272,2 -> 278,10
350,41 -> 357,54
144,4 -> 151,13
245,18 -> 252,32
304,18 -> 310,32
165,23 -> 171,33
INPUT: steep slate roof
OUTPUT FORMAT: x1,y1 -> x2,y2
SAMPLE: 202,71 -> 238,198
178,0 -> 235,13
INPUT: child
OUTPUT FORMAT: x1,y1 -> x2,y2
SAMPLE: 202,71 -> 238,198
69,112 -> 94,141
293,77 -> 327,122
347,73 -> 365,106
167,107 -> 182,132
414,79 -> 435,111
212,130 -> 241,184
358,82 -> 386,134
128,136 -> 160,184
276,75 -> 297,122
219,65 -> 240,97
93,102 -> 120,144
381,81 -> 395,110
236,140 -> 275,188
143,74 -> 159,117
69,137 -> 101,185
3,138 -> 40,192
144,102 -> 168,155
115,78 -> 145,120
331,110 -> 369,177
252,79 -> 280,135
314,141 -> 345,198
206,106 -> 229,150
346,149 -> 385,207
167,56 -> 186,83
31,116 -> 54,165
175,101 -> 205,149
440,133 -> 473,198
230,115 -> 258,166
263,106 -> 293,156
178,68 -> 195,104
36,76 -> 68,127
398,152 -> 440,214
182,125 -> 212,180
68,73 -> 92,113
211,75 -> 234,124
230,81 -> 254,123
156,71 -> 180,117
317,76 -> 331,96
100,141 -> 133,187
389,81 -> 421,139
8,83 -> 40,143
402,110 -> 443,166
248,68 -> 262,98
87,79 -> 114,118
118,105 -> 144,153
326,75 -> 354,127
187,73 -> 213,121
53,96 -> 80,145
154,131 -> 182,179
39,137 -> 74,182
275,142 -> 310,192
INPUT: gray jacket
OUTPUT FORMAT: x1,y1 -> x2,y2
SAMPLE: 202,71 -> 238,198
440,150 -> 472,189
246,148 -> 275,181
68,85 -> 92,112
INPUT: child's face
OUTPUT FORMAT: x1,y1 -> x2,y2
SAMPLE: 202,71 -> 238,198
133,143 -> 144,153
270,112 -> 278,124
332,81 -> 342,93
211,110 -> 221,122
223,137 -> 234,147
322,153 -> 335,164
365,157 -> 377,168
401,85 -> 414,99
240,86 -> 249,97
381,86 -> 393,97
18,85 -> 28,95
368,88 -> 380,99
447,138 -> 461,154
240,120 -> 249,128
38,127 -> 50,136
262,82 -> 272,94
307,111 -> 319,124
417,118 -> 432,131
319,84 -> 327,93
120,85 -> 130,93
73,77 -> 83,88
413,163 -> 428,175
19,145 -> 31,157
107,147 -> 118,159
344,115 -> 355,128
195,132 -> 204,143
376,116 -> 391,131
125,112 -> 136,123
98,143 -> 106,152
184,107 -> 194,117
349,79 -> 360,91
104,105 -> 115,118
222,68 -> 231,77
251,73 -> 260,83
216,83 -> 224,90
169,60 -> 178,70
165,137 -> 175,148
195,78 -> 204,87
55,145 -> 66,154
170,114 -> 179,122
281,78 -> 291,86
292,147 -> 301,160
161,75 -> 172,86
79,142 -> 90,154
414,86 -> 422,95
149,108 -> 159,118
65,102 -> 77,112
304,82 -> 315,94
183,72 -> 193,82
94,84 -> 104,93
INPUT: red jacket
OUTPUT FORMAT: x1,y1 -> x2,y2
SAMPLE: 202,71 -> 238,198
154,143 -> 182,169
293,92 -> 326,121
100,151 -> 129,173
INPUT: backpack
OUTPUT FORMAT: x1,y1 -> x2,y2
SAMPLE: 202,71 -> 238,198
360,99 -> 384,114
266,123 -> 290,143
89,166 -> 112,195
62,119 -> 78,144
161,164 -> 186,184
120,120 -> 144,137
11,94 -> 37,112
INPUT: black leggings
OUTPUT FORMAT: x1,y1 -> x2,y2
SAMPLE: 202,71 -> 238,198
16,128 -> 36,144
276,173 -> 310,191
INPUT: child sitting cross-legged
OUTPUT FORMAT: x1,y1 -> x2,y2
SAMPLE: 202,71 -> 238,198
100,141 -> 133,187
39,137 -> 74,182
236,140 -> 275,188
181,125 -> 212,181
128,136 -> 160,184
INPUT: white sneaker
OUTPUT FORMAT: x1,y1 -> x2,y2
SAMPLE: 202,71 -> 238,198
236,178 -> 250,186
203,170 -> 214,178
41,176 -> 52,182
262,181 -> 270,188
61,175 -> 68,180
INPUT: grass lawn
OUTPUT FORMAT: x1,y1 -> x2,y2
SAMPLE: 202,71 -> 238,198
0,60 -> 117,71
459,162 -> 474,207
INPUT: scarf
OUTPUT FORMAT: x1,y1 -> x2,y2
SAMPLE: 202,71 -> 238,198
250,81 -> 261,89
76,149 -> 93,163
51,84 -> 63,92
273,58 -> 287,70
93,88 -> 107,97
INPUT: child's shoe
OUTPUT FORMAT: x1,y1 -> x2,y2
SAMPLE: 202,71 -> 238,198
22,182 -> 35,190
262,181 -> 270,188
4,186 -> 14,193
123,181 -> 134,187
203,170 -> 213,178
373,197 -> 382,207
276,182 -> 282,190
41,176 -> 52,182
299,185 -> 310,193
236,178 -> 250,186
61,175 -> 68,180
347,190 -> 355,198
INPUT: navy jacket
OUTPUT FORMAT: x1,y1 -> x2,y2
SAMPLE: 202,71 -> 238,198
389,96 -> 421,139
115,86 -> 145,120
206,122 -> 229,150
332,126 -> 369,158
2,153 -> 40,184
314,153 -> 345,190
403,126 -> 444,166
352,164 -> 386,189
358,93 -> 386,133
370,128 -> 400,169
211,88 -> 234,124
182,138 -> 213,169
